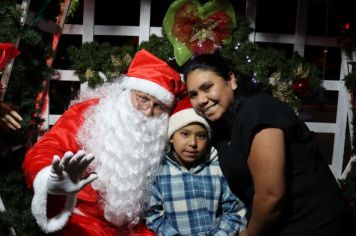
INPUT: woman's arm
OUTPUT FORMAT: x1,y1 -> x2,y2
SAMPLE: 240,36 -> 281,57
243,128 -> 286,236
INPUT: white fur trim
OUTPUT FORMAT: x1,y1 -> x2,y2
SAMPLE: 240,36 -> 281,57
121,76 -> 174,105
168,108 -> 211,138
31,166 -> 77,233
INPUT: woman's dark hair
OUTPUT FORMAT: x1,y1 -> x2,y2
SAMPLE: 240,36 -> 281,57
183,53 -> 232,83
183,53 -> 261,109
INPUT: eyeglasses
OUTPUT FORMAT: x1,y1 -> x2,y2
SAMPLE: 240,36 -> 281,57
132,91 -> 169,116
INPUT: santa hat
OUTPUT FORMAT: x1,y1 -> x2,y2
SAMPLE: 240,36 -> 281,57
168,96 -> 212,139
121,49 -> 186,105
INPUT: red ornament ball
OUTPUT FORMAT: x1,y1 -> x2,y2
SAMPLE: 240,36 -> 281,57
292,78 -> 310,97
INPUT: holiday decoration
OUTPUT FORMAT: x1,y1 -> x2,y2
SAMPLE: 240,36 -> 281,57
69,14 -> 322,111
269,72 -> 300,111
292,78 -> 310,98
291,64 -> 312,98
338,22 -> 356,59
163,0 -> 236,66
67,42 -> 135,88
0,43 -> 20,70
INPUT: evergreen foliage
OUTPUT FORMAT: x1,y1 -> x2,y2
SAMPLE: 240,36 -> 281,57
67,42 -> 136,88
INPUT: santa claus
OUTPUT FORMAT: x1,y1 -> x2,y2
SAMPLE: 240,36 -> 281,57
22,49 -> 186,235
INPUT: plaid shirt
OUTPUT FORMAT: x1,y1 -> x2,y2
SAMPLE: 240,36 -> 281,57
144,147 -> 247,236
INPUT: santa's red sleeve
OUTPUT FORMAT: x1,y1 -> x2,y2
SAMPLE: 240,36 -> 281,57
22,98 -> 99,233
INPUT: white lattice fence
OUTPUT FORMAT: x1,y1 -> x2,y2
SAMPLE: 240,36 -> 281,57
246,0 -> 353,179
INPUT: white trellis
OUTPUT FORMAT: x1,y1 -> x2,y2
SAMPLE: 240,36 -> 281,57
45,0 -> 353,179
246,0 -> 353,179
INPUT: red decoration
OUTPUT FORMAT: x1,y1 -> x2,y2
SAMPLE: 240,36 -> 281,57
345,22 -> 351,31
0,43 -> 21,70
292,78 -> 310,98
172,2 -> 234,56
338,22 -> 353,50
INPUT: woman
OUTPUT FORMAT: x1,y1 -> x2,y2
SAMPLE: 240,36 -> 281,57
183,53 -> 354,236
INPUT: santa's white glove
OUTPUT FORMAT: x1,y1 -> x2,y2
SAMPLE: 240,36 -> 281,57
47,150 -> 98,195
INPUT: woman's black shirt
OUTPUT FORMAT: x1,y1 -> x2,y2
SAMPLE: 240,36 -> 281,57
214,93 -> 347,234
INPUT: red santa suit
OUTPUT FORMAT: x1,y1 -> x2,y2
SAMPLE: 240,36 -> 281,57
23,98 -> 154,235
22,49 -> 186,235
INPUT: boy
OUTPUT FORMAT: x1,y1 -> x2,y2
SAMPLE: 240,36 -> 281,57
144,96 -> 247,236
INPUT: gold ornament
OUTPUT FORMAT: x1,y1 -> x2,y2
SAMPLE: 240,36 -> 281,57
111,55 -> 122,68
122,54 -> 133,67
269,72 -> 282,86
84,68 -> 94,80
272,81 -> 299,111
293,63 -> 309,79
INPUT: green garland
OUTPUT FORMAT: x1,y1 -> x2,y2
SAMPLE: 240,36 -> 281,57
141,14 -> 321,111
66,34 -> 177,89
0,1 -> 41,44
67,42 -> 136,88
69,14 -> 321,111
139,34 -> 175,65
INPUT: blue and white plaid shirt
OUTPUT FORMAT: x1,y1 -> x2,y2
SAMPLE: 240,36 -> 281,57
144,147 -> 247,236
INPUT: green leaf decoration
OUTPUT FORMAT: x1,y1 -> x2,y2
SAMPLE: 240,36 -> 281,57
163,0 -> 236,66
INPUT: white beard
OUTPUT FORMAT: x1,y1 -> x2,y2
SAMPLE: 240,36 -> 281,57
76,86 -> 168,227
